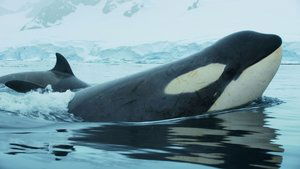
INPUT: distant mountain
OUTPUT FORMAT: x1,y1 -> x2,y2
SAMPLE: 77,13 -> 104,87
21,0 -> 101,30
0,0 -> 299,45
20,0 -> 201,31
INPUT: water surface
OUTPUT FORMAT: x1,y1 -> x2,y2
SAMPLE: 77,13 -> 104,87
0,63 -> 299,169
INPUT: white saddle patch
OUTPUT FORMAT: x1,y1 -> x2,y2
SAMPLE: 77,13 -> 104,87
164,63 -> 226,95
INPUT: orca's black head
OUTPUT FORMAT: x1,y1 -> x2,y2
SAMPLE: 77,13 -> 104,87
207,31 -> 282,112
212,31 -> 282,79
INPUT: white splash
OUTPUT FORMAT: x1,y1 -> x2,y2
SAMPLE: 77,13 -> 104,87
0,85 -> 76,122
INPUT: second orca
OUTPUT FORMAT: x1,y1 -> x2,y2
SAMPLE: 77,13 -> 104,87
0,53 -> 89,93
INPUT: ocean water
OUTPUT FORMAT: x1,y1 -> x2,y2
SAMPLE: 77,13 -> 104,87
0,60 -> 299,169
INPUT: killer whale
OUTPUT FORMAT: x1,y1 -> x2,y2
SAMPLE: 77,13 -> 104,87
0,53 -> 89,93
68,31 -> 282,122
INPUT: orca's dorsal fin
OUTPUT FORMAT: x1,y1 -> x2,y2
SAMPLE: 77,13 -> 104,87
5,80 -> 44,93
51,53 -> 74,76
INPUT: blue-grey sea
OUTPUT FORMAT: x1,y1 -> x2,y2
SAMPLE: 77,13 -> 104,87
0,60 -> 299,169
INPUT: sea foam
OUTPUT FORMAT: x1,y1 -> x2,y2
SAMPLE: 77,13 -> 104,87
0,85 -> 76,122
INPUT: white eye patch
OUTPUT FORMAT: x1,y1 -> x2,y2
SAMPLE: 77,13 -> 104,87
164,63 -> 226,95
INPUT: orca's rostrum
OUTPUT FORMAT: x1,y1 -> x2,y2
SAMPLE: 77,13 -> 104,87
68,31 -> 282,122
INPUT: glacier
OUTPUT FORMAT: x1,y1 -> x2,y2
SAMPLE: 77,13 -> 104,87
0,40 -> 299,64
0,41 -> 212,63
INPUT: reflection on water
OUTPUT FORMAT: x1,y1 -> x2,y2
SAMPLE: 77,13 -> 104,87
7,142 -> 76,161
2,104 -> 284,169
69,107 -> 283,169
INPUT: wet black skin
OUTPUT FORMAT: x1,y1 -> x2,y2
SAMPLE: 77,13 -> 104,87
68,31 -> 282,122
0,53 -> 89,93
